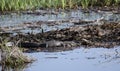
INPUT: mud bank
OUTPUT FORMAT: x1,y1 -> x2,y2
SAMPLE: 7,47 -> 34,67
0,9 -> 120,52
0,20 -> 119,52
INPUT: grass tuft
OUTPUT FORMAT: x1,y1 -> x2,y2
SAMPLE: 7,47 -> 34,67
0,38 -> 34,67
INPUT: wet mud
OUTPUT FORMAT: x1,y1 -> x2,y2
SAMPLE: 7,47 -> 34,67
0,20 -> 120,52
0,9 -> 120,52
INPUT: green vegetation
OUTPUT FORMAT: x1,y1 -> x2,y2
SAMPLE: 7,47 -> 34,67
0,0 -> 120,11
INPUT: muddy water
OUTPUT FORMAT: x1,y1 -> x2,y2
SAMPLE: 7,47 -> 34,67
16,46 -> 120,71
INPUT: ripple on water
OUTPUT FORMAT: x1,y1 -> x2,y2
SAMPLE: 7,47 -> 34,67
22,46 -> 120,71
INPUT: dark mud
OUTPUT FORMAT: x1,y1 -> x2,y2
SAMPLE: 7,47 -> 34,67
0,9 -> 120,52
0,20 -> 119,52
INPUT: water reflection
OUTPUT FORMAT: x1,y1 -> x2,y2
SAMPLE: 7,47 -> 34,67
27,47 -> 120,71
0,46 -> 120,71
0,63 -> 30,71
1,10 -> 120,27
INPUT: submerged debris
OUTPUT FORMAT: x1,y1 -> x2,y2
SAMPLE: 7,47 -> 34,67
0,19 -> 120,52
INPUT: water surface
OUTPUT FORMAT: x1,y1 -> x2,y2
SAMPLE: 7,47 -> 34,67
24,46 -> 120,71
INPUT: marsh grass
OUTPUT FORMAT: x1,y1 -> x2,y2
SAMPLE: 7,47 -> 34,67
0,0 -> 120,11
0,38 -> 33,67
114,0 -> 120,5
80,0 -> 90,9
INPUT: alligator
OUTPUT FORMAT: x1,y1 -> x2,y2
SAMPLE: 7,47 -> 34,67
17,40 -> 63,48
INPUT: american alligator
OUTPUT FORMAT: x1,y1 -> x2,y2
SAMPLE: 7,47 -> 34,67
17,40 -> 63,48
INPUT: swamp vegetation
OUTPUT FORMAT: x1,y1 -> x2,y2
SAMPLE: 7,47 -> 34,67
0,0 -> 120,11
0,38 -> 34,69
